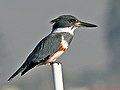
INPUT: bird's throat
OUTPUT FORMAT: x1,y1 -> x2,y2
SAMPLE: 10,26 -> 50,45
52,26 -> 76,35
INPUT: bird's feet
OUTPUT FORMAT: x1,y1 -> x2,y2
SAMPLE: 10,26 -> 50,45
50,61 -> 62,65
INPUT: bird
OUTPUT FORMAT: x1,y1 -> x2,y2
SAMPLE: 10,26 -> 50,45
8,15 -> 97,81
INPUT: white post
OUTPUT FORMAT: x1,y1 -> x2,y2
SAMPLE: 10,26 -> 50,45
51,63 -> 64,90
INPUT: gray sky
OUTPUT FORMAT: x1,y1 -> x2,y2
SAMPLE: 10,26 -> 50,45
0,0 -> 108,89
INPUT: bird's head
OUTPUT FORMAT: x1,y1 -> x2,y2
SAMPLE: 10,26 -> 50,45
51,15 -> 97,34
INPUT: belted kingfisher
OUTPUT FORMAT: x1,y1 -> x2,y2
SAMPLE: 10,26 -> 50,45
8,15 -> 97,81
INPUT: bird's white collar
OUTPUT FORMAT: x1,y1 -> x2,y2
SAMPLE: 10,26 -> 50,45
52,26 -> 77,35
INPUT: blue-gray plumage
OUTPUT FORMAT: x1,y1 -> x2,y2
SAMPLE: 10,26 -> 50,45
8,15 -> 97,81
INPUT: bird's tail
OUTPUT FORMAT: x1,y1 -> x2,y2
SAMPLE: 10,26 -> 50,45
8,64 -> 26,81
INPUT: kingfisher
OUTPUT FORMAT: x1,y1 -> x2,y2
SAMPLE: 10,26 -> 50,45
8,15 -> 97,81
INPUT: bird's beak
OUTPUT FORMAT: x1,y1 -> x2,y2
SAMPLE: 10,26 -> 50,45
79,21 -> 98,27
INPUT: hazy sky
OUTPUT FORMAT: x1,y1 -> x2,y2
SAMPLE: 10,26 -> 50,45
0,0 -> 108,89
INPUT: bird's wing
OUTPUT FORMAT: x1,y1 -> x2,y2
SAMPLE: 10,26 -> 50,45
8,34 -> 62,81
30,33 -> 62,62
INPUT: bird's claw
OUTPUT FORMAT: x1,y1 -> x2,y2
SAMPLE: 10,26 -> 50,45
50,61 -> 62,65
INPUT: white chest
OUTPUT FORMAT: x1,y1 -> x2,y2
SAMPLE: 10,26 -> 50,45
61,36 -> 68,49
48,36 -> 69,62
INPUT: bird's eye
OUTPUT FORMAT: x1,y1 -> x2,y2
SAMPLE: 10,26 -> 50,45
70,19 -> 76,22
70,19 -> 78,23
